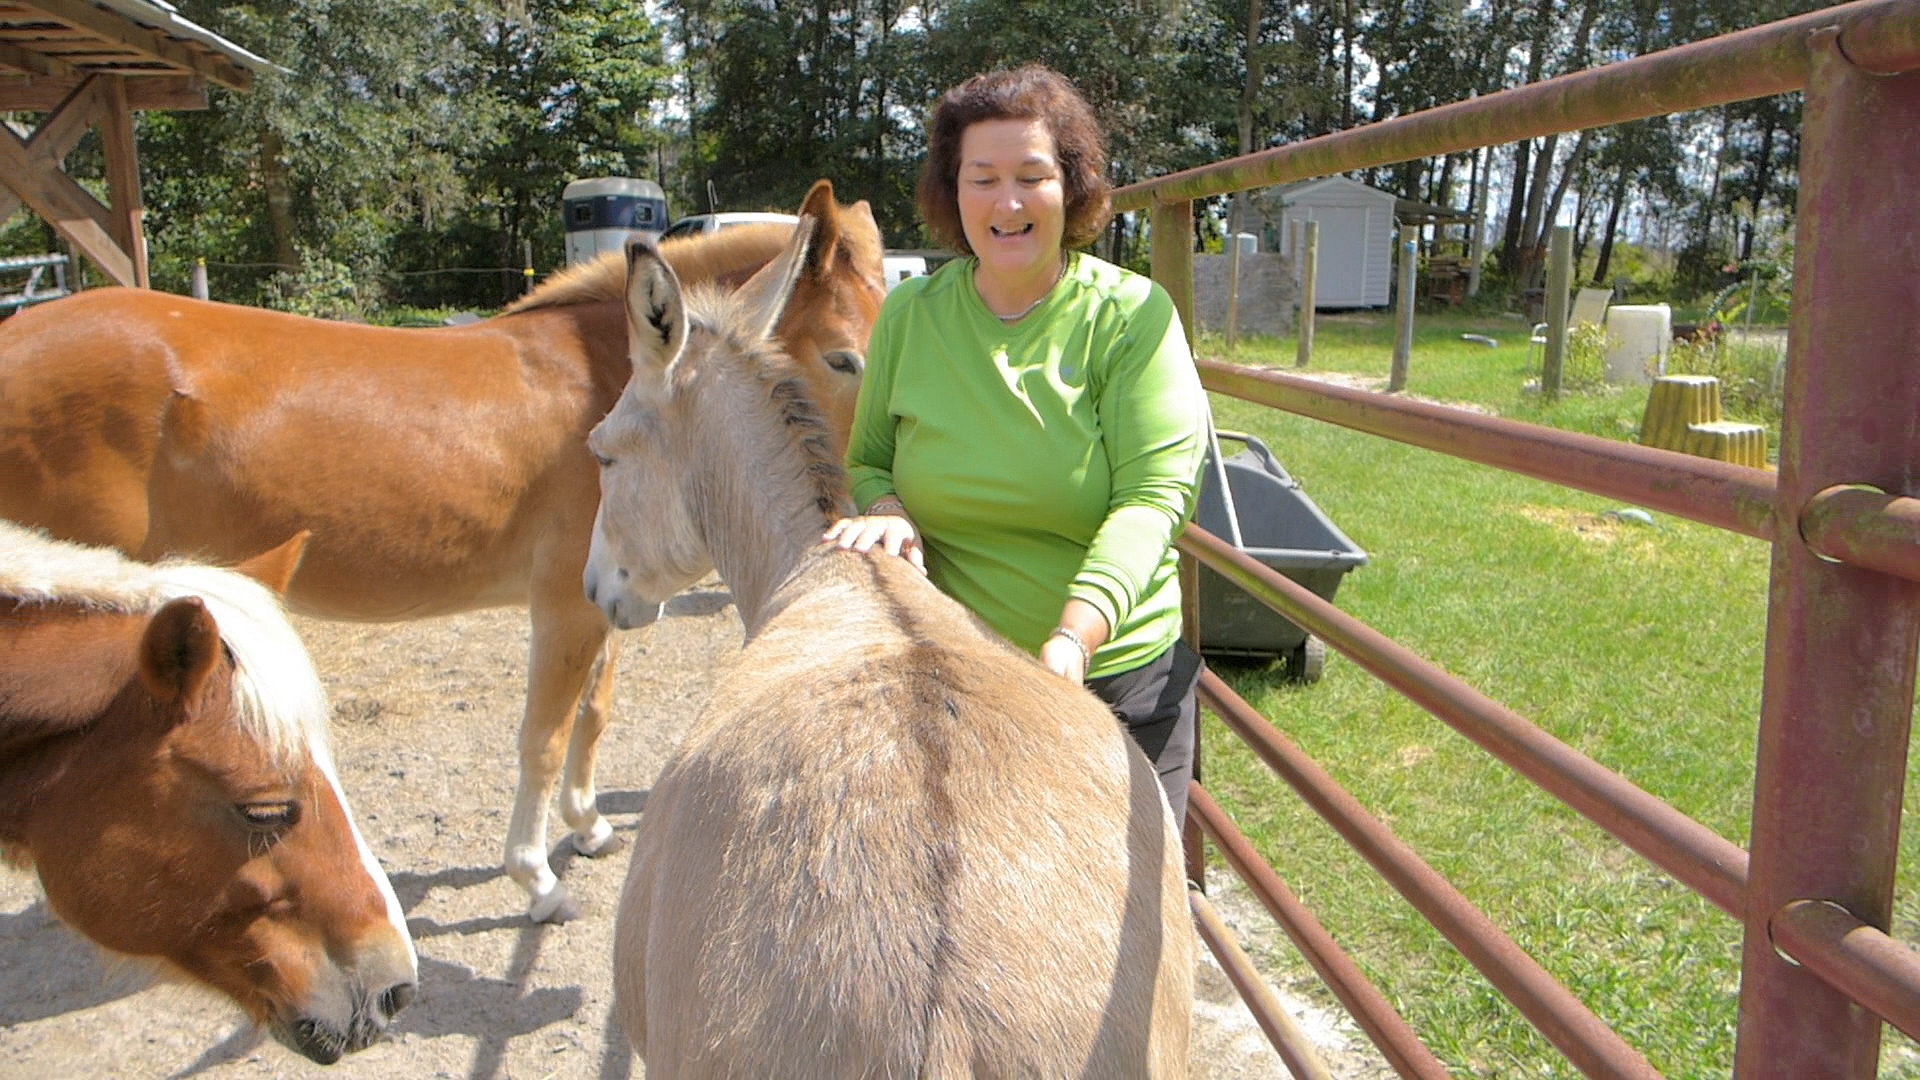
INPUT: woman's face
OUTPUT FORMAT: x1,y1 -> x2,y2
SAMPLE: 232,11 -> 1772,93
956,117 -> 1066,284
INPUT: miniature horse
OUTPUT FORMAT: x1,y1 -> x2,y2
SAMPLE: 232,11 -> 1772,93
0,522 -> 416,1063
584,237 -> 1193,1075
0,179 -> 886,922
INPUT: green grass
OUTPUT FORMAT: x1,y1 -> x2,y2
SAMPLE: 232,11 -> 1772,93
1191,312 -> 1920,1077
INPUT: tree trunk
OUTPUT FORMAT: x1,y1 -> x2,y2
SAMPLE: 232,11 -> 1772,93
1498,0 -> 1555,278
1693,107 -> 1734,261
1591,164 -> 1630,286
1740,113 -> 1779,261
1341,0 -> 1355,128
1498,140 -> 1531,277
1538,127 -> 1594,250
1516,132 -> 1557,285
258,126 -> 298,273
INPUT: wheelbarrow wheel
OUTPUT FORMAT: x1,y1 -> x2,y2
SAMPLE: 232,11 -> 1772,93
1286,636 -> 1326,684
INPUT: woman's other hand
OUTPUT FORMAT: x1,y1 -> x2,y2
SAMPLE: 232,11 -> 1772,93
824,498 -> 926,574
1040,631 -> 1088,683
1042,600 -> 1108,683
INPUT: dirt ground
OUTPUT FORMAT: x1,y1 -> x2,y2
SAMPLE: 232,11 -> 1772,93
0,584 -> 1394,1079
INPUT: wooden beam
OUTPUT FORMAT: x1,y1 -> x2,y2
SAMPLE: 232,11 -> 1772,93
0,73 -> 206,110
98,75 -> 143,286
0,74 -> 103,228
17,0 -> 248,88
0,120 -> 133,284
32,72 -> 106,152
0,36 -> 75,76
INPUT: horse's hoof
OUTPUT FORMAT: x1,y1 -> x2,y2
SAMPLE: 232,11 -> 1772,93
528,888 -> 578,924
573,829 -> 626,859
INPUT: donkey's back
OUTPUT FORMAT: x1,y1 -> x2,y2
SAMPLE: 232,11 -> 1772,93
615,550 -> 1192,1078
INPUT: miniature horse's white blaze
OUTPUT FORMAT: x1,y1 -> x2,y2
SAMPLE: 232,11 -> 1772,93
0,523 -> 415,1063
584,235 -> 1193,1076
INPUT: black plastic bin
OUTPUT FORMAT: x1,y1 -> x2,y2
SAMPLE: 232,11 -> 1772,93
1192,431 -> 1368,681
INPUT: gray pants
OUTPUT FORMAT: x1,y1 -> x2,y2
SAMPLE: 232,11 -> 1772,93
1088,639 -> 1202,827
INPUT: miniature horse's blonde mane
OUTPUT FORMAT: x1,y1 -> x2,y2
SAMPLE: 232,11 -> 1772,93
679,281 -> 851,522
506,224 -> 797,315
0,520 -> 329,769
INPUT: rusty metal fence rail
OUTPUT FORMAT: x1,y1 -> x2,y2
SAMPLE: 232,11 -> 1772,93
1135,2 -> 1920,1076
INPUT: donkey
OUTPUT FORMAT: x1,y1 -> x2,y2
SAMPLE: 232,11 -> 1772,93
582,233 -> 1194,1075
0,522 -> 416,1063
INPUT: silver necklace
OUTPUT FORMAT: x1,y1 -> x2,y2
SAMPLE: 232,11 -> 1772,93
986,257 -> 1067,323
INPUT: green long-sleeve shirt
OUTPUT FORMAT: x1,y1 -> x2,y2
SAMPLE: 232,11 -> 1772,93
845,252 -> 1206,678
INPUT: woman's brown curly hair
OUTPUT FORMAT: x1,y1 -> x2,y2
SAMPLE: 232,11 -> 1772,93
917,65 -> 1112,256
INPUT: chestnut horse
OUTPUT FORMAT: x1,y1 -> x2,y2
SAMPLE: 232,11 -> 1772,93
584,238 -> 1192,1074
0,521 -> 416,1063
0,180 -> 886,922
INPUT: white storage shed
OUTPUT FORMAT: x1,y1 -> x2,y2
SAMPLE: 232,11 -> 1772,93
1259,176 -> 1399,308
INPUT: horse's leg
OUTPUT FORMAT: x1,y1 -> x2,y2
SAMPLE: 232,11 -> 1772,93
504,591 -> 610,923
558,631 -> 624,858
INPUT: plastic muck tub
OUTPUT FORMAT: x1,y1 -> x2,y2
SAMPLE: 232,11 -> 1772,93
1193,431 -> 1368,681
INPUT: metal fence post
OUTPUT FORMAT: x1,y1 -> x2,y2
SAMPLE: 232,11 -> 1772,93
1541,225 -> 1573,399
190,257 -> 208,301
1389,223 -> 1416,392
1732,30 -> 1920,1079
1295,221 -> 1318,369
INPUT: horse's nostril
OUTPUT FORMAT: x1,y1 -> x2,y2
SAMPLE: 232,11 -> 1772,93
378,981 -> 417,1019
616,567 -> 629,582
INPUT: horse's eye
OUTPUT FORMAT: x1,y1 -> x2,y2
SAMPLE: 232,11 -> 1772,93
824,350 -> 863,376
593,452 -> 614,468
236,801 -> 300,831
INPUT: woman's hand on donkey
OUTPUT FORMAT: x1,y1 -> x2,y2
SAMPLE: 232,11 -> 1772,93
824,498 -> 925,574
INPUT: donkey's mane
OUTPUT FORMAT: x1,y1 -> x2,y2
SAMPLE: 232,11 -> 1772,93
0,520 -> 329,767
506,224 -> 796,315
682,283 -> 849,520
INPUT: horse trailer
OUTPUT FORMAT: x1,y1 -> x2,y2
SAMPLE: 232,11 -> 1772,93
563,177 -> 669,266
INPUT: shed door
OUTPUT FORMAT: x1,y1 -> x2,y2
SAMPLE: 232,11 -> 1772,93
1311,205 -> 1370,308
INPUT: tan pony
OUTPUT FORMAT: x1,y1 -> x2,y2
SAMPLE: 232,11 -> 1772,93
0,522 -> 416,1063
0,180 -> 886,922
584,235 -> 1193,1075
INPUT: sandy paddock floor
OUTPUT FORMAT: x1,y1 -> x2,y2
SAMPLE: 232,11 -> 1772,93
0,586 -> 1391,1079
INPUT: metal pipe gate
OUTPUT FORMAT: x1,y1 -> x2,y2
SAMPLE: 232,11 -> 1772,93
1130,2 -> 1920,1075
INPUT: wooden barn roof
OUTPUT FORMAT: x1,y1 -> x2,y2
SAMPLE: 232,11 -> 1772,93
0,0 -> 278,110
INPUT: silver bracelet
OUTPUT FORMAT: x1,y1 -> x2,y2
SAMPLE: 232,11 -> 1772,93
1048,625 -> 1091,667
867,496 -> 906,515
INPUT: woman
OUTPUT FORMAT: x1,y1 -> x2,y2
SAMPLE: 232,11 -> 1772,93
826,64 -> 1207,825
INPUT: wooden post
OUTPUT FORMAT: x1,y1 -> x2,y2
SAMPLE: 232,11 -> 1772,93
1179,548 -> 1205,891
1295,220 -> 1318,369
1224,197 -> 1243,352
1389,223 -> 1417,392
1150,199 -> 1196,349
98,76 -> 147,288
1540,224 -> 1573,399
1153,195 -> 1203,891
1467,148 -> 1489,297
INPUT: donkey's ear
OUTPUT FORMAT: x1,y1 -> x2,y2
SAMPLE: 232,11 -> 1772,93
625,238 -> 688,394
138,596 -> 222,708
735,215 -> 816,344
232,531 -> 309,596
